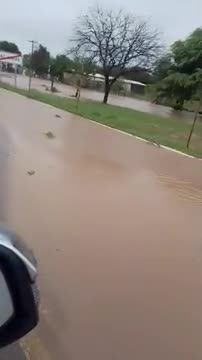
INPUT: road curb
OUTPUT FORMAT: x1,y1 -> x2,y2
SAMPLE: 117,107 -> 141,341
86,119 -> 200,160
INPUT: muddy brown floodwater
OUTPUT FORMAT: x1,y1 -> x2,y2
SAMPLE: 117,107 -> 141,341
0,73 -> 184,119
0,89 -> 202,360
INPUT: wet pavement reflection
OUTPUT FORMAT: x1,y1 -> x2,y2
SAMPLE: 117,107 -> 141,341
0,89 -> 202,360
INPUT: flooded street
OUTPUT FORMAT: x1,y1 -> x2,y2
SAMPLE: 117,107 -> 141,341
0,88 -> 202,360
0,73 -> 174,118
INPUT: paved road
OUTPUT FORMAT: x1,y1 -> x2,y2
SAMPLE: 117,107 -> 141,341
0,88 -> 202,360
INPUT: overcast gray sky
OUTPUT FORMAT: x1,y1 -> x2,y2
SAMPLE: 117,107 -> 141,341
0,0 -> 201,55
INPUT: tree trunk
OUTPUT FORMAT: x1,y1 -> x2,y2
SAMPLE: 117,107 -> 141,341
51,76 -> 54,92
103,77 -> 110,104
103,88 -> 110,103
174,98 -> 184,111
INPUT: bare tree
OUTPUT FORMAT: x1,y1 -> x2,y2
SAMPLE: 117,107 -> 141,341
69,6 -> 162,103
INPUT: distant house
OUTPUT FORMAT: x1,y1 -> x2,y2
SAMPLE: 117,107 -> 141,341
89,73 -> 146,94
121,79 -> 146,95
63,71 -> 147,95
0,51 -> 23,74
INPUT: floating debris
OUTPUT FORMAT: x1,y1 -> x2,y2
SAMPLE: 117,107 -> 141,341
27,170 -> 35,176
45,131 -> 55,139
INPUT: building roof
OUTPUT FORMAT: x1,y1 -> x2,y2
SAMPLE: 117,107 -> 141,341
89,73 -> 146,87
0,51 -> 22,66
122,79 -> 146,87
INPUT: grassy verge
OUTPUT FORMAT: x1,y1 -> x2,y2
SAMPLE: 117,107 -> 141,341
1,81 -> 202,158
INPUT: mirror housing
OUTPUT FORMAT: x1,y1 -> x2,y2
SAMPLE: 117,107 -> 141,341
0,230 -> 39,348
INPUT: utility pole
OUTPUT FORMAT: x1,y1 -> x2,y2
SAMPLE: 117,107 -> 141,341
28,40 -> 37,91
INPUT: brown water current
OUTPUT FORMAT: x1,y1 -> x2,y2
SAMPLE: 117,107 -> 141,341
0,89 -> 201,360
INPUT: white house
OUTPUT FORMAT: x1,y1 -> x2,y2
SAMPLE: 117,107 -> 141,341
0,51 -> 23,73
89,73 -> 146,94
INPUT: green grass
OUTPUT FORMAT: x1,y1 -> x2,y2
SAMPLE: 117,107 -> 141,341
1,81 -> 202,158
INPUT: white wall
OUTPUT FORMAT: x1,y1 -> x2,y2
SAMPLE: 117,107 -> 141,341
0,51 -> 22,66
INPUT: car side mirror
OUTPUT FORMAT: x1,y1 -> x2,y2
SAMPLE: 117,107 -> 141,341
0,229 -> 39,348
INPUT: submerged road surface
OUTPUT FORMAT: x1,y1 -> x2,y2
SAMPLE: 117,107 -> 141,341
0,89 -> 202,360
0,73 -> 173,118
